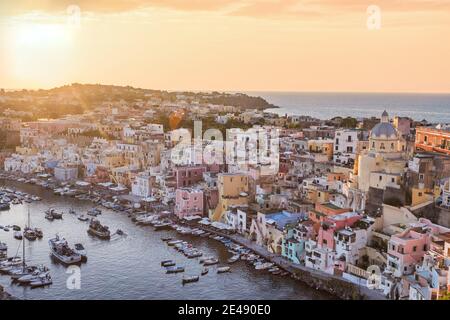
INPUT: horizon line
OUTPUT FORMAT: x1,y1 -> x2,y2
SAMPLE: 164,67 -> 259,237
2,83 -> 450,95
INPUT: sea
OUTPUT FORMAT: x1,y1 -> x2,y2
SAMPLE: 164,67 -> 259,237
247,92 -> 450,123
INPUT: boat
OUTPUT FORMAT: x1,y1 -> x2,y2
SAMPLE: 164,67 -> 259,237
23,229 -> 37,241
74,243 -> 87,262
0,203 -> 10,211
268,267 -> 280,273
30,274 -> 53,288
182,276 -> 199,284
165,266 -> 185,274
87,219 -> 111,240
34,228 -> 43,238
13,231 -> 23,240
23,209 -> 38,241
11,225 -> 21,231
48,235 -> 82,265
167,240 -> 183,246
77,214 -> 89,222
161,260 -> 176,267
154,221 -> 172,231
161,237 -> 172,242
201,268 -> 209,276
87,208 -> 102,217
217,266 -> 231,274
255,262 -> 274,270
203,258 -> 219,266
227,254 -> 240,264
45,208 -> 63,220
3,227 -> 9,232
17,269 -> 50,285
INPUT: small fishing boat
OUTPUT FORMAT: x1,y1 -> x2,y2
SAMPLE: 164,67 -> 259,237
154,221 -> 172,231
77,214 -> 89,222
74,243 -> 87,262
217,266 -> 231,274
3,227 -> 9,232
30,274 -> 53,288
203,258 -> 219,266
17,270 -> 50,285
166,266 -> 185,274
182,276 -> 199,284
23,229 -> 37,241
87,219 -> 111,240
87,208 -> 102,217
201,268 -> 209,276
34,228 -> 43,238
255,262 -> 274,270
161,260 -> 176,267
11,225 -> 21,231
167,240 -> 183,246
227,254 -> 240,264
13,231 -> 23,240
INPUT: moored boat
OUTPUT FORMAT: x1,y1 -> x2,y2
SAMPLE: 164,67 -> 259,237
166,266 -> 185,274
201,267 -> 209,276
217,266 -> 231,274
87,219 -> 111,240
161,260 -> 176,267
48,235 -> 82,265
203,258 -> 219,266
182,275 -> 199,284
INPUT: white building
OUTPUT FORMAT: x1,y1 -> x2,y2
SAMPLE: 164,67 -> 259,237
131,173 -> 154,198
333,129 -> 359,165
225,207 -> 247,235
54,166 -> 78,181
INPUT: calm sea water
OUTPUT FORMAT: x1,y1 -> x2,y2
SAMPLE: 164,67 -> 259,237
0,180 -> 332,300
249,92 -> 450,123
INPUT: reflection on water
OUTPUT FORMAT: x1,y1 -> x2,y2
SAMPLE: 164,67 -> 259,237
0,180 -> 333,300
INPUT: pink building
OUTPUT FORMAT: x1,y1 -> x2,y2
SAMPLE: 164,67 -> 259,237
387,227 -> 430,277
174,165 -> 207,188
175,188 -> 204,219
317,211 -> 362,250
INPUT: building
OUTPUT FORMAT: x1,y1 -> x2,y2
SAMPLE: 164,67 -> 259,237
333,129 -> 359,165
54,165 -> 78,182
211,173 -> 249,221
131,172 -> 154,198
387,227 -> 430,277
175,188 -> 204,218
415,126 -> 450,156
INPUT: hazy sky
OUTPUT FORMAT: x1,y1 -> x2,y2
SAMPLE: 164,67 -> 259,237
1,0 -> 450,92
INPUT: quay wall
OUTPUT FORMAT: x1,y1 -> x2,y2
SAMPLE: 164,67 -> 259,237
195,224 -> 386,300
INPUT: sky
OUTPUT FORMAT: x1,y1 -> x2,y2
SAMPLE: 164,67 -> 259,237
1,1 -> 450,93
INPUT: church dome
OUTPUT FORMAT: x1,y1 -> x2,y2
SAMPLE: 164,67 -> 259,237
370,110 -> 398,139
371,122 -> 397,139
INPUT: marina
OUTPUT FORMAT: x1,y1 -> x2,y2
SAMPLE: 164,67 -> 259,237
0,179 -> 333,300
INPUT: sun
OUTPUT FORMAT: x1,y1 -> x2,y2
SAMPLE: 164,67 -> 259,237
14,23 -> 71,48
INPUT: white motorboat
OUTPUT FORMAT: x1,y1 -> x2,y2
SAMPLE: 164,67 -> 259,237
30,274 -> 53,288
255,262 -> 274,270
74,243 -> 87,261
217,266 -> 231,274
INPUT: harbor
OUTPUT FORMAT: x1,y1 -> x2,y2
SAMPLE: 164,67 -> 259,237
0,179 -> 333,300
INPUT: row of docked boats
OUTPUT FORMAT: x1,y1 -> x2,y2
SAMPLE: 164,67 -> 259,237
0,231 -> 53,289
0,187 -> 42,210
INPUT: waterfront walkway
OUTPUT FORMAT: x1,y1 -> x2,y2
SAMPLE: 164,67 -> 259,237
198,225 -> 387,300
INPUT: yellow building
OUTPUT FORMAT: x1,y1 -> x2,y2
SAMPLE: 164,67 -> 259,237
308,139 -> 334,161
211,173 -> 249,221
353,111 -> 407,193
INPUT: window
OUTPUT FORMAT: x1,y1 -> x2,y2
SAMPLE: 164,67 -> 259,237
391,178 -> 395,183
379,175 -> 383,181
413,246 -> 417,252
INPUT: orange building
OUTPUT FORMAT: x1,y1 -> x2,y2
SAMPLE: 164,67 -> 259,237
415,127 -> 450,155
308,202 -> 351,232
